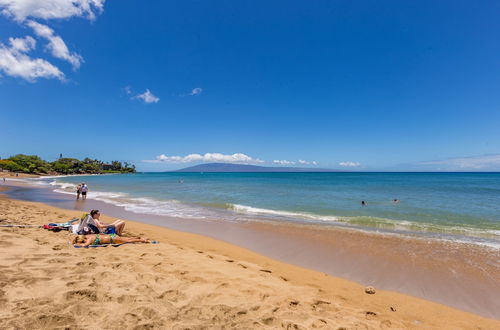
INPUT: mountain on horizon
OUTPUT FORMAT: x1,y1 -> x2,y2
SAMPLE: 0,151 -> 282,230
173,163 -> 345,172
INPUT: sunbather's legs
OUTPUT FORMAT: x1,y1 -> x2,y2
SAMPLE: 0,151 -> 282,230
111,220 -> 125,235
114,236 -> 148,244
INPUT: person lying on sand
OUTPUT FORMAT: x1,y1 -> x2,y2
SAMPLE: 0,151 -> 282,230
72,234 -> 150,247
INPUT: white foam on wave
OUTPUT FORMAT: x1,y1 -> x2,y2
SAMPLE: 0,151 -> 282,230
51,181 -> 213,219
230,204 -> 341,222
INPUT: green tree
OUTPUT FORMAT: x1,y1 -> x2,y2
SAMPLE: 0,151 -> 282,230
7,154 -> 50,173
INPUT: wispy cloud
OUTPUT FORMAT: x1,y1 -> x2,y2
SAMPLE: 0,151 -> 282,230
123,85 -> 132,95
273,159 -> 318,166
0,0 -> 105,22
27,20 -> 83,69
190,87 -> 203,95
273,160 -> 296,165
134,89 -> 160,104
0,0 -> 104,81
146,153 -> 264,164
418,154 -> 500,171
298,159 -> 317,165
339,161 -> 361,167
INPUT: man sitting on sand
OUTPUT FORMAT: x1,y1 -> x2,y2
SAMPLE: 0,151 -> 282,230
72,234 -> 150,247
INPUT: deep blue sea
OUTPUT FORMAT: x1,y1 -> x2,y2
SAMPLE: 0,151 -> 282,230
34,172 -> 500,247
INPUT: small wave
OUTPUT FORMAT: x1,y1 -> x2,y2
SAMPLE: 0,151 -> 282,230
229,204 -> 341,222
52,184 -> 213,219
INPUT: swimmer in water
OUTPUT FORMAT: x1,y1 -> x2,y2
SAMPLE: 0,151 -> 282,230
361,201 -> 367,206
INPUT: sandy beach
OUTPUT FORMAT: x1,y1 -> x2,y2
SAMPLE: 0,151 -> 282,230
1,187 -> 499,329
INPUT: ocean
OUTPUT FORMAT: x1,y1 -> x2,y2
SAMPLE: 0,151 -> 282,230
33,172 -> 500,249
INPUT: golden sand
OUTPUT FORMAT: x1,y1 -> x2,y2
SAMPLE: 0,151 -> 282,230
0,190 -> 498,329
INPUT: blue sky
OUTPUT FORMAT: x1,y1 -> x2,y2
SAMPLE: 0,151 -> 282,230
1,0 -> 499,171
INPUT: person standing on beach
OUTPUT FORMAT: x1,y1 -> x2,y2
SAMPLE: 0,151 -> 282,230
76,184 -> 82,200
81,183 -> 88,200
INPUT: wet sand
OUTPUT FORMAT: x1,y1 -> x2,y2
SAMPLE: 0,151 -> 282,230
4,182 -> 500,320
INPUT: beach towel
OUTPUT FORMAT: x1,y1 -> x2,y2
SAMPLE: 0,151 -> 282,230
43,218 -> 80,232
73,243 -> 128,248
0,224 -> 42,228
71,240 -> 159,248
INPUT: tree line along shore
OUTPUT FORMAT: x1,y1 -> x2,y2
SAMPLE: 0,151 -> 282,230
0,154 -> 136,175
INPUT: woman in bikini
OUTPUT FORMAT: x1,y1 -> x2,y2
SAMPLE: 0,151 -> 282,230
72,234 -> 150,247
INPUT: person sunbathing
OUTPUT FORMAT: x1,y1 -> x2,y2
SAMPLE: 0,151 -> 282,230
72,234 -> 150,247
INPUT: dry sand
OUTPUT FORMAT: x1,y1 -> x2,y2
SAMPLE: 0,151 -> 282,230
0,190 -> 499,329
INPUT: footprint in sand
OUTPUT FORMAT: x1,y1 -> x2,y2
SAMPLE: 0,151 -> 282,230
158,289 -> 186,302
65,289 -> 97,302
381,319 -> 392,328
311,318 -> 328,328
261,316 -> 277,326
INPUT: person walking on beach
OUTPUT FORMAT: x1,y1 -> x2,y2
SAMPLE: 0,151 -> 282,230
76,184 -> 82,200
81,183 -> 88,200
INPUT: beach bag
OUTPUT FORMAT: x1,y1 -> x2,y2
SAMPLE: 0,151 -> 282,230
76,214 -> 100,235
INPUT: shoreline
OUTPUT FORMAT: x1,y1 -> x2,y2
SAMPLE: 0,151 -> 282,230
0,188 -> 499,328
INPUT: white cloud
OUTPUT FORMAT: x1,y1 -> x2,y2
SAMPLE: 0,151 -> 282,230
134,89 -> 160,104
27,20 -> 82,69
190,87 -> 202,95
123,85 -> 132,95
0,36 -> 64,81
272,159 -> 318,166
0,0 -> 105,81
148,153 -> 264,164
419,154 -> 500,171
0,0 -> 105,21
297,159 -> 317,165
273,160 -> 296,165
339,161 -> 361,167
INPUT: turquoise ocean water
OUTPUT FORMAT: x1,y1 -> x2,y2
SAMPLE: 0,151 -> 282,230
36,172 -> 500,247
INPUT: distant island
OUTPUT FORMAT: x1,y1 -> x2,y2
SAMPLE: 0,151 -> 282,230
174,163 -> 345,173
0,154 -> 136,175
